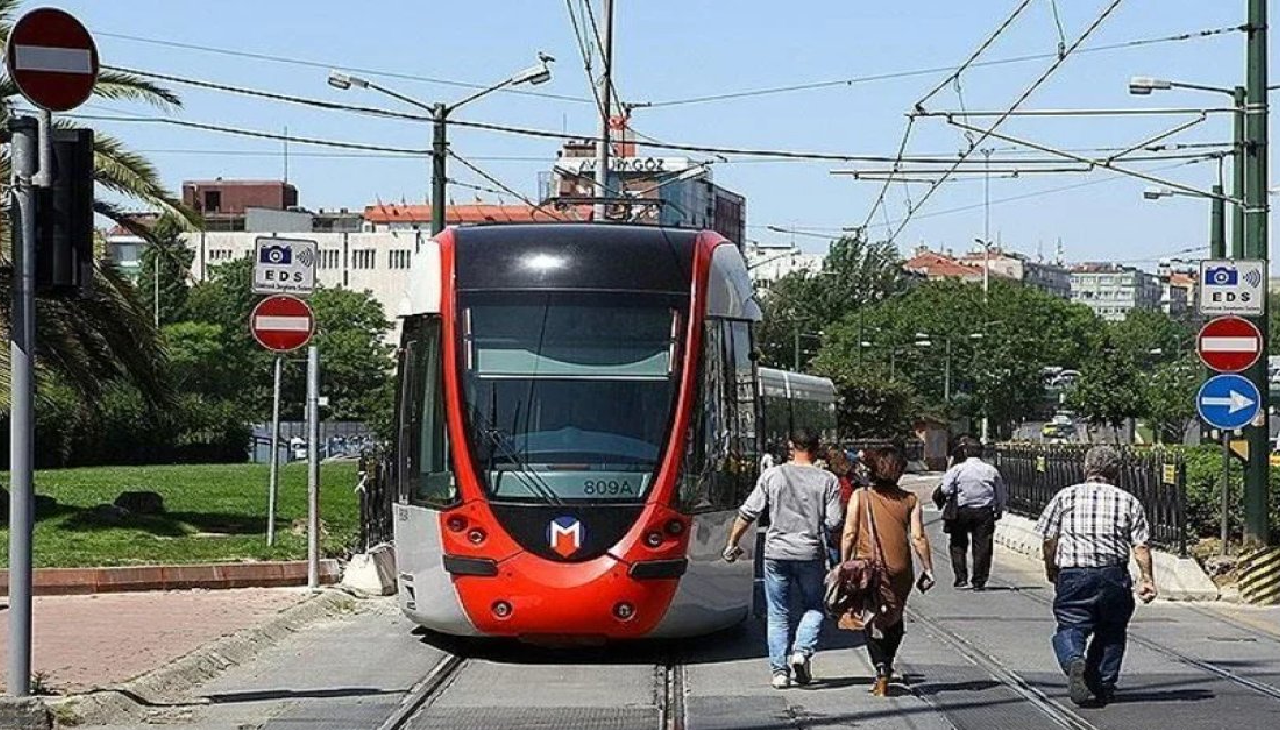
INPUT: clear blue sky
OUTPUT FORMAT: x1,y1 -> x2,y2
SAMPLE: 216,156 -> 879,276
40,1 -> 1268,268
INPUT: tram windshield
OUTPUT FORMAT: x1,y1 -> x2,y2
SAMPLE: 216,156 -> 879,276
460,291 -> 684,503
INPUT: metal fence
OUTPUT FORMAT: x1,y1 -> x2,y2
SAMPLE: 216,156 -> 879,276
844,439 -> 925,464
995,444 -> 1188,556
357,449 -> 396,551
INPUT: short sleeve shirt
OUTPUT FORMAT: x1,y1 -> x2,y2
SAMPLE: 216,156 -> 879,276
1034,481 -> 1151,568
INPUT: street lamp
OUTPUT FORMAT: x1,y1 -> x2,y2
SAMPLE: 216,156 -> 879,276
328,53 -> 554,235
1129,75 -> 1243,259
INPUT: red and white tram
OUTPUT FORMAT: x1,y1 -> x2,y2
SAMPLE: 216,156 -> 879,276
391,224 -> 834,641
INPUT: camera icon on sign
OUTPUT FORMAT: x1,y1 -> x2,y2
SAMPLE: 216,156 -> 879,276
260,245 -> 292,265
1205,266 -> 1238,286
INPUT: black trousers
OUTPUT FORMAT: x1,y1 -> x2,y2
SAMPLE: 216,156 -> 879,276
948,506 -> 996,586
865,620 -> 905,673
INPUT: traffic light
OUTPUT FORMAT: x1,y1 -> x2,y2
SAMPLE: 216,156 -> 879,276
36,126 -> 94,297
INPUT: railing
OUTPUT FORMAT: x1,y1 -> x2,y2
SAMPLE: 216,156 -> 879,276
995,444 -> 1188,557
357,449 -> 396,551
844,439 -> 925,464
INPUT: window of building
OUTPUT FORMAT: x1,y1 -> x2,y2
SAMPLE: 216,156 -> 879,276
352,249 -> 376,269
319,249 -> 341,270
203,190 -> 222,212
208,248 -> 233,262
389,249 -> 411,270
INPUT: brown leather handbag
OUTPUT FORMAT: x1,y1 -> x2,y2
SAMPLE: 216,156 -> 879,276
823,490 -> 887,619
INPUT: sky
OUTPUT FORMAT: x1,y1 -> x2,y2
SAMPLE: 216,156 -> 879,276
29,0 -> 1271,269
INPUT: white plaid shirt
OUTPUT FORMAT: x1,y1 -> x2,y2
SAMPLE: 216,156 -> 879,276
1034,481 -> 1151,568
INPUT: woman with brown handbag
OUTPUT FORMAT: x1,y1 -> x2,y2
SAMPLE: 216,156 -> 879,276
839,445 -> 936,696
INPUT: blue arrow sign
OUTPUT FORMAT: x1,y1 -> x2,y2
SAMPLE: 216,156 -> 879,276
1197,373 -> 1262,430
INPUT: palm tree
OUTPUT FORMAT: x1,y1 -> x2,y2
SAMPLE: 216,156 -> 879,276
0,0 -> 201,408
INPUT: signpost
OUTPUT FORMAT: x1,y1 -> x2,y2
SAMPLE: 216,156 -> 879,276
1198,316 -> 1263,373
1199,259 -> 1265,316
5,7 -> 98,699
252,236 -> 318,296
1196,374 -> 1262,430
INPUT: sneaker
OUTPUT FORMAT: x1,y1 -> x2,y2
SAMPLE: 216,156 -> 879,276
772,672 -> 791,690
953,578 -> 969,588
788,652 -> 812,686
1095,686 -> 1115,706
1067,658 -> 1091,706
972,583 -> 987,592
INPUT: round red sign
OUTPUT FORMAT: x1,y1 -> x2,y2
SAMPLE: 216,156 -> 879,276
5,8 -> 99,112
1197,315 -> 1262,373
251,295 -> 315,353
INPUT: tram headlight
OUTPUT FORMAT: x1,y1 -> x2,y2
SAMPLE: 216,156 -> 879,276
613,602 -> 636,621
664,519 -> 685,536
468,528 -> 487,545
492,600 -> 512,618
446,516 -> 467,532
644,531 -> 664,548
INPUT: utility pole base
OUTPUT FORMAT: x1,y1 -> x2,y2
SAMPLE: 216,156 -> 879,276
1238,546 -> 1280,605
0,697 -> 53,730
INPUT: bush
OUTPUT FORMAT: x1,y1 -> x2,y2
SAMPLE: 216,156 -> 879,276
1181,445 -> 1280,540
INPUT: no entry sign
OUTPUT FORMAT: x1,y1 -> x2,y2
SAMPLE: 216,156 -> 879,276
251,295 -> 315,352
5,8 -> 99,112
1197,315 -> 1262,372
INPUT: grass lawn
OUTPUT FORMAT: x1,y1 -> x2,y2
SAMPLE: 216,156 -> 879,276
0,461 -> 361,568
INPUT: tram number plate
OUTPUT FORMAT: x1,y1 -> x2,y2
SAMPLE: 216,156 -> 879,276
582,479 -> 637,497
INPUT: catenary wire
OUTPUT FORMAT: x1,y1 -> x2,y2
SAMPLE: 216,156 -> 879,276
641,25 -> 1243,108
95,30 -> 593,104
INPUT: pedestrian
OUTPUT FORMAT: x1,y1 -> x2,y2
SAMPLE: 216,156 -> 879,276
1035,445 -> 1158,708
839,445 -> 935,697
825,446 -> 856,566
936,436 -> 1006,590
724,427 -> 843,689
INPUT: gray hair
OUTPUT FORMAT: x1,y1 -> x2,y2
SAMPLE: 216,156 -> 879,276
1083,446 -> 1122,481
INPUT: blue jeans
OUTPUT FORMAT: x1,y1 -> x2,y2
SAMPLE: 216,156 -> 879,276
1051,566 -> 1136,692
763,558 -> 826,674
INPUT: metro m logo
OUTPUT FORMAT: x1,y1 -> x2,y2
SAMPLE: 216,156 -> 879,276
548,516 -> 583,558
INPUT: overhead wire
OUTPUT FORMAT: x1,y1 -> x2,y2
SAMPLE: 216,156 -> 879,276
446,149 -> 572,220
883,0 -> 1131,245
95,30 -> 593,104
640,25 -> 1243,108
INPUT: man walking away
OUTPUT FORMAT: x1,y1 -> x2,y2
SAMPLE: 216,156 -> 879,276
724,427 -> 842,690
938,437 -> 1006,590
1035,446 -> 1158,708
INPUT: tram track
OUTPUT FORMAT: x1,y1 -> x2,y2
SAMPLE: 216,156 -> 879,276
379,653 -> 467,730
920,515 -> 1280,706
658,658 -> 687,730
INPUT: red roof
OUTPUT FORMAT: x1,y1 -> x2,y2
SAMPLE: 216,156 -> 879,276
1170,273 -> 1196,287
904,252 -> 984,280
363,203 -> 589,224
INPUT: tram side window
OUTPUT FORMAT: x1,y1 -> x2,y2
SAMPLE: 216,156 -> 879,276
678,321 -> 736,513
401,318 -> 456,508
726,321 -> 760,504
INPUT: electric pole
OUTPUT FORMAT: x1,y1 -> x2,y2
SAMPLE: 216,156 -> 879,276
593,0 -> 615,221
1242,0 -> 1271,546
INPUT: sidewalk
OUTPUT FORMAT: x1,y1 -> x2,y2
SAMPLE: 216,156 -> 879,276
0,588 -> 308,694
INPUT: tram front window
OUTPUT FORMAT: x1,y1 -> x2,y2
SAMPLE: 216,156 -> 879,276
461,292 -> 683,503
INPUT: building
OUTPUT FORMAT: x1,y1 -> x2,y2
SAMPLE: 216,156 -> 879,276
904,247 -> 988,282
743,242 -> 824,284
956,247 -> 1071,299
1069,263 -> 1162,321
541,129 -> 747,247
183,179 -> 299,231
1156,259 -> 1198,320
361,203 -> 581,232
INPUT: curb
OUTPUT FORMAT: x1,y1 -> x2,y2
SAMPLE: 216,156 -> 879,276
0,560 -> 342,597
47,589 -> 359,727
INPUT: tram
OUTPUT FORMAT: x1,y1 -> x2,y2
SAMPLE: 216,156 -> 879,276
391,223 -> 837,641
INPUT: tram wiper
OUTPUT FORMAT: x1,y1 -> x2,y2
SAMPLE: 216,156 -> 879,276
470,405 -> 563,506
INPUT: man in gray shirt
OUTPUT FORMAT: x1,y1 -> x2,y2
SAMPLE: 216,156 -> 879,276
724,427 -> 842,689
938,437 -> 1007,590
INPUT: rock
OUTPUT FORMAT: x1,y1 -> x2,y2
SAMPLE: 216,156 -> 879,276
340,543 -> 398,597
114,490 -> 165,515
87,503 -> 132,525
1204,555 -> 1238,578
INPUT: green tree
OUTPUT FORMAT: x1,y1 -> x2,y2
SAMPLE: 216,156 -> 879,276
1108,308 -> 1188,366
1142,353 -> 1200,444
0,0 -> 198,409
137,215 -> 195,326
757,236 -> 907,370
1068,340 -> 1144,441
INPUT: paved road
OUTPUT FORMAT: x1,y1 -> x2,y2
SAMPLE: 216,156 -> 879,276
81,476 -> 1280,730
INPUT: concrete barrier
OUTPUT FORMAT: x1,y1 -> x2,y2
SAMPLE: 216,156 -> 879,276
339,543 -> 397,597
994,514 -> 1219,602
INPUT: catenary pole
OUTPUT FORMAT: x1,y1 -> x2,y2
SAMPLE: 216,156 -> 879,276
1242,0 -> 1270,546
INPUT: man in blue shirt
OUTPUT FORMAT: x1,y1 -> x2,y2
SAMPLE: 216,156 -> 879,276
938,437 -> 1006,590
